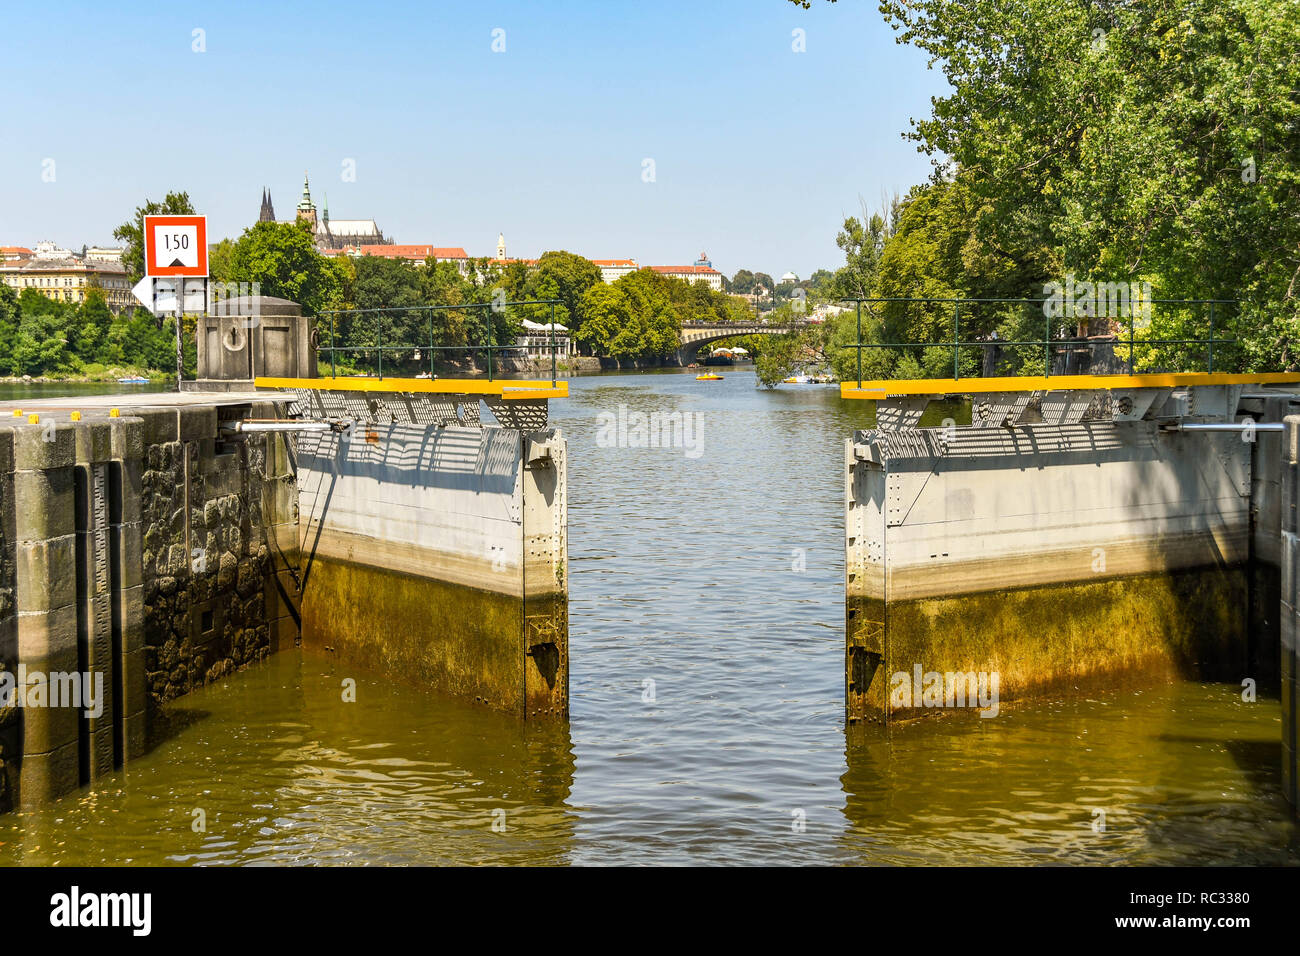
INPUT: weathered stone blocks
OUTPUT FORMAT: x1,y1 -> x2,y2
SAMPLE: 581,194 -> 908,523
0,402 -> 297,812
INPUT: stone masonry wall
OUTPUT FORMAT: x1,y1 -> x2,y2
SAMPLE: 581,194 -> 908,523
136,404 -> 293,726
0,401 -> 299,812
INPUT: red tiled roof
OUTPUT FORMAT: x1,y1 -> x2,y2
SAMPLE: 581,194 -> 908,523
1,246 -> 32,256
591,259 -> 637,267
359,244 -> 468,259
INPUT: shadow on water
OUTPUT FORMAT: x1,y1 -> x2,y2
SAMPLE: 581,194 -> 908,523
145,707 -> 212,750
0,652 -> 576,865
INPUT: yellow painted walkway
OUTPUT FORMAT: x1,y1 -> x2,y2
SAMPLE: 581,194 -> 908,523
255,376 -> 568,401
840,371 -> 1300,399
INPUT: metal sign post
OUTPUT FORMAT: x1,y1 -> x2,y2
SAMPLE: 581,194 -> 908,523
142,215 -> 208,389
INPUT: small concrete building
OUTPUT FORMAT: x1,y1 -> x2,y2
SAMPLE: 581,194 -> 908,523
188,295 -> 316,390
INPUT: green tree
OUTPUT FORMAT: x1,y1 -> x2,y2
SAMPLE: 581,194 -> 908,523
526,251 -> 602,331
731,269 -> 756,294
833,196 -> 900,299
226,221 -> 344,316
113,191 -> 196,282
874,0 -> 1300,368
71,290 -> 114,361
208,237 -> 236,282
575,283 -> 628,355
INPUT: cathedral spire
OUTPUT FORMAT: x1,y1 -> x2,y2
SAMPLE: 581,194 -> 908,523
296,172 -> 317,230
259,187 -> 275,223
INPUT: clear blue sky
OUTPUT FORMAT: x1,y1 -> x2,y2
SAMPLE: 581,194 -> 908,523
1,0 -> 947,279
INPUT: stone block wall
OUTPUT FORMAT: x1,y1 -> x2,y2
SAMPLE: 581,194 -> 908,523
134,404 -> 297,719
0,400 -> 298,812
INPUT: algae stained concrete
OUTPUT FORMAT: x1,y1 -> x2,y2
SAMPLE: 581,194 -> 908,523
294,423 -> 568,720
846,420 -> 1254,724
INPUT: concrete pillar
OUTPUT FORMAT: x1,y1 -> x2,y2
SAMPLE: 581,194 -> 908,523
1282,416 -> 1299,814
12,421 -> 80,808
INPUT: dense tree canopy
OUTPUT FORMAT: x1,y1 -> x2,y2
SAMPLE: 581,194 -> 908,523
0,284 -> 177,379
226,222 -> 348,317
770,0 -> 1300,382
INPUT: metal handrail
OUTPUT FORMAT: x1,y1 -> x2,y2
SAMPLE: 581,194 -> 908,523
837,296 -> 1239,387
316,299 -> 564,385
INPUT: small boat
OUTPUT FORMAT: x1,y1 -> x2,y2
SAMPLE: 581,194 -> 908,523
696,373 -> 723,381
118,376 -> 149,385
783,373 -> 834,385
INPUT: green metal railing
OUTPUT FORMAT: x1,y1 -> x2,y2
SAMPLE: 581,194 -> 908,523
317,299 -> 564,386
839,297 -> 1239,387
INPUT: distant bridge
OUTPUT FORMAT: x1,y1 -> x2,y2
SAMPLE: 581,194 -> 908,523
677,319 -> 810,364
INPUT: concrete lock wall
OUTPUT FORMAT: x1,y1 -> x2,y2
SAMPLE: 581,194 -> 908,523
0,402 -> 297,812
1282,416 -> 1300,814
846,420 -> 1255,723
294,422 -> 568,720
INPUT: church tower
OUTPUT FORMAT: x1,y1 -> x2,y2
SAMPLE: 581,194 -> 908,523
258,187 -> 276,223
296,172 -> 317,230
497,232 -> 506,259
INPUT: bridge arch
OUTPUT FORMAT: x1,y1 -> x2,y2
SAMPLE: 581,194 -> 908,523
676,322 -> 807,365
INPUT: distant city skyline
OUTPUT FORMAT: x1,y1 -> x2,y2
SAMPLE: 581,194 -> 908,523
1,0 -> 949,280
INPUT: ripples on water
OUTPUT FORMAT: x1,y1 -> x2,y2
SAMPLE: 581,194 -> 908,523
0,370 -> 1295,865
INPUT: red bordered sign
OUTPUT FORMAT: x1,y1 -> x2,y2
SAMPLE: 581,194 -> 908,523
144,215 -> 208,277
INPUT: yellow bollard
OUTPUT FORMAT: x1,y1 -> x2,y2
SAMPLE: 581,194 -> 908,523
27,414 -> 38,424
109,408 -> 120,418
70,411 -> 82,421
11,409 -> 21,417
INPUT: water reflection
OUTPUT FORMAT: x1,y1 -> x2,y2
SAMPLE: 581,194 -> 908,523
0,653 -> 576,865
841,683 -> 1299,865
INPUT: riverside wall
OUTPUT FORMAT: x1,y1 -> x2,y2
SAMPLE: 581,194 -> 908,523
845,419 -> 1257,723
1281,416 -> 1300,814
293,422 -> 569,720
0,399 -> 298,812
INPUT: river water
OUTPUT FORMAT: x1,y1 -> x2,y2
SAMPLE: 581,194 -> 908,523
1,371 -> 1296,865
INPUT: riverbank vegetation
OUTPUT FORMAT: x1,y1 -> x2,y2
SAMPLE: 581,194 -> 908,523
761,0 -> 1300,386
0,285 -> 179,380
62,205 -> 771,378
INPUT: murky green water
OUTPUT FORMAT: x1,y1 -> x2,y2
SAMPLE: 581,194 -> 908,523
1,370 -> 1295,865
0,381 -> 172,401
